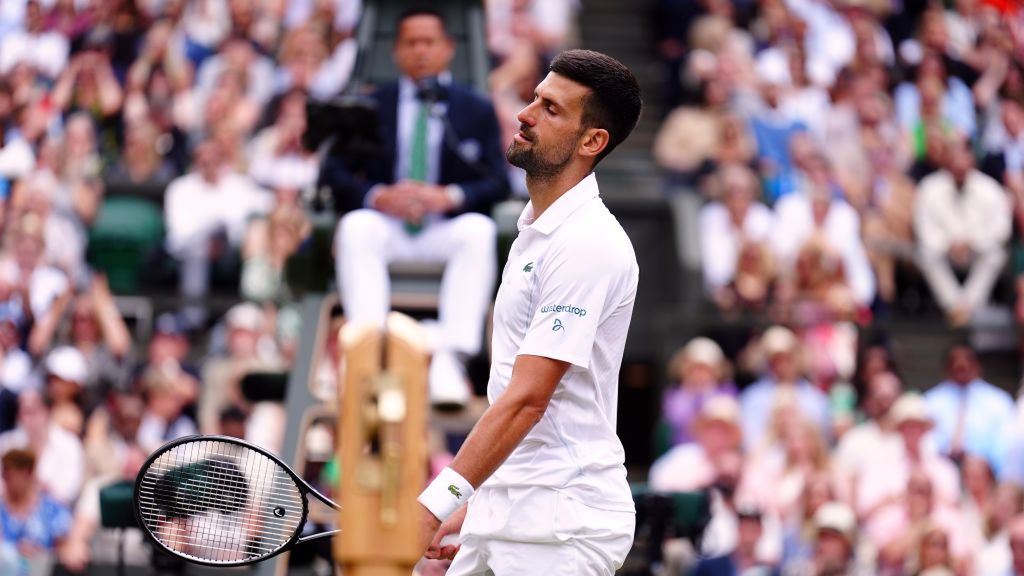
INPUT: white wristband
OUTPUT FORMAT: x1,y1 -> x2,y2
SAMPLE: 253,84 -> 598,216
418,467 -> 474,522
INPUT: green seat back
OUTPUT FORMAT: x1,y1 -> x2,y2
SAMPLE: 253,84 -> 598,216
99,480 -> 138,529
88,196 -> 165,294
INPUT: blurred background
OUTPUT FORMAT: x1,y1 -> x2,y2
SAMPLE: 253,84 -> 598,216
0,0 -> 1023,575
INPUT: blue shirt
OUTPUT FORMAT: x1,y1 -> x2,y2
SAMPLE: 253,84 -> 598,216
748,113 -> 808,204
0,493 -> 71,551
739,378 -> 830,452
894,78 -> 977,138
924,379 -> 1015,477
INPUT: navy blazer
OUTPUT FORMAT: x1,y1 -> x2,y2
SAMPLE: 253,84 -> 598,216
322,81 -> 510,217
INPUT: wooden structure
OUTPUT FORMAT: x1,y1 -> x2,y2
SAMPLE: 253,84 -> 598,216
335,313 -> 429,576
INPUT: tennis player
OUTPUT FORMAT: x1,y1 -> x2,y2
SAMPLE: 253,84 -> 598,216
418,49 -> 643,574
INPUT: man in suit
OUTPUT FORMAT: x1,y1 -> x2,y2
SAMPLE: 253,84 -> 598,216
325,8 -> 510,409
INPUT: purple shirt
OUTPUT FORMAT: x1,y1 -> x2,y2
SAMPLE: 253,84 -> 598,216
661,382 -> 738,446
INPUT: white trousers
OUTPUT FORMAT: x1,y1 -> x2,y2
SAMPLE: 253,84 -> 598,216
334,209 -> 497,355
918,247 -> 1007,313
447,487 -> 635,576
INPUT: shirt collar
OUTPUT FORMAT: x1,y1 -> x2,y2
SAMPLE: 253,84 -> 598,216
517,173 -> 600,235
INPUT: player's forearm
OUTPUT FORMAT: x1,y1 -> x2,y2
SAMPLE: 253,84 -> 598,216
419,355 -> 566,521
450,391 -> 547,487
450,355 -> 568,488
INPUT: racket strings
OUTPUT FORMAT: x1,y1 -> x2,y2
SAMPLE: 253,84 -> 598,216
137,439 -> 305,564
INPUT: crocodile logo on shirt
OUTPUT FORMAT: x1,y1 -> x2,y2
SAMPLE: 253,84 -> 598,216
523,262 -> 534,273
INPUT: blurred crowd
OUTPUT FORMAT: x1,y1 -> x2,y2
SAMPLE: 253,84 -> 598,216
654,0 -> 1024,331
649,0 -> 1024,574
653,327 -> 1024,575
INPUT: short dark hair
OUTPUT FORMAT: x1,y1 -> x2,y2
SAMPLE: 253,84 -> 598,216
2,448 -> 35,472
395,8 -> 448,36
945,341 -> 977,364
549,49 -> 642,166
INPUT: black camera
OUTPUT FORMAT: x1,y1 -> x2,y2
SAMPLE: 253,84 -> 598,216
303,97 -> 382,163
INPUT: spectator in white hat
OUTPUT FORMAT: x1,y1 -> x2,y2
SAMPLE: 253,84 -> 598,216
661,337 -> 737,447
740,326 -> 830,452
44,345 -> 88,435
809,501 -> 859,575
856,392 -> 961,523
650,395 -> 742,493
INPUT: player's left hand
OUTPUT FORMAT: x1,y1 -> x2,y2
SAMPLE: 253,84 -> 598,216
425,503 -> 467,560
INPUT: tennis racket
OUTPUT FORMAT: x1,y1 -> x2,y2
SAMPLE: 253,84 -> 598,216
134,434 -> 340,566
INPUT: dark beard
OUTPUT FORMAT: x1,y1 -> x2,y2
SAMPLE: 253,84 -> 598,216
505,138 -> 573,178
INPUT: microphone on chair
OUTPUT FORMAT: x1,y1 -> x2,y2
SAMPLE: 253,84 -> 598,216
415,76 -> 449,104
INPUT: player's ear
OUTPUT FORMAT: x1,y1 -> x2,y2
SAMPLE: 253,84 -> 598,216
578,127 -> 609,162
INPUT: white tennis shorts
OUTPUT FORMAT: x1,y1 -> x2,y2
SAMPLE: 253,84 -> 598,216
446,486 -> 635,576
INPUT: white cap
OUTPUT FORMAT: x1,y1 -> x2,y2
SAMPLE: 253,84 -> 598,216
698,395 -> 741,426
46,346 -> 88,385
756,51 -> 792,87
683,337 -> 725,369
814,502 -> 857,544
890,392 -> 934,426
226,303 -> 265,332
761,326 -> 799,357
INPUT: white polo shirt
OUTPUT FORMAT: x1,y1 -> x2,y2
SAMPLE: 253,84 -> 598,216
485,173 -> 638,513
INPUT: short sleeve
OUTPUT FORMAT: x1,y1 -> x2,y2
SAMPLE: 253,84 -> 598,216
517,246 -> 621,369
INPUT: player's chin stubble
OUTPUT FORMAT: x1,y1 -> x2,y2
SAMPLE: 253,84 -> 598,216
506,137 -> 573,179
